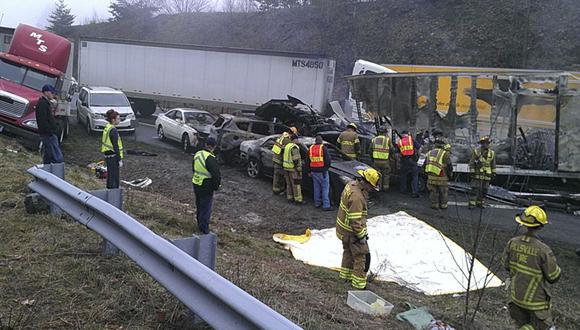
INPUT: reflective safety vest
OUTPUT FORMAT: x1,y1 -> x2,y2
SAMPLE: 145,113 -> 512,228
425,148 -> 447,176
397,135 -> 414,156
372,135 -> 390,160
101,123 -> 124,158
192,150 -> 214,186
272,132 -> 290,155
283,142 -> 299,170
472,148 -> 495,180
308,144 -> 324,168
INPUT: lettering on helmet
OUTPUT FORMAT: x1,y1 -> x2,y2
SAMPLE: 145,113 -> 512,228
29,32 -> 48,53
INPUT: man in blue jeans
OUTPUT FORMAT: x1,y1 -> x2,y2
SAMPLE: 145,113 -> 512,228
307,135 -> 332,210
35,84 -> 64,164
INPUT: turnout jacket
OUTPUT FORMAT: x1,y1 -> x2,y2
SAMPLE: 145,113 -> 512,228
336,181 -> 368,239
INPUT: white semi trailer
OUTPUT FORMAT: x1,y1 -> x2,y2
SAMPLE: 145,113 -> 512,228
74,37 -> 336,116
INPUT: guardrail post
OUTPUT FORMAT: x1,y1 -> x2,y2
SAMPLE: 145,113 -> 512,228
171,233 -> 217,270
89,188 -> 123,256
39,163 -> 65,215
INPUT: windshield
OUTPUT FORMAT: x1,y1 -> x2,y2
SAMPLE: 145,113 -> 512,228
184,112 -> 216,125
90,93 -> 130,107
0,58 -> 58,91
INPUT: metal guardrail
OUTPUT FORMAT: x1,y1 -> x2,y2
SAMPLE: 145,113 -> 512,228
27,165 -> 301,330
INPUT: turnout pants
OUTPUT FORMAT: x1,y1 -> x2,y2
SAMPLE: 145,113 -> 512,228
193,186 -> 214,234
284,170 -> 303,202
508,303 -> 554,330
105,156 -> 120,189
272,163 -> 286,194
373,160 -> 390,191
427,176 -> 448,209
469,179 -> 490,207
337,230 -> 370,289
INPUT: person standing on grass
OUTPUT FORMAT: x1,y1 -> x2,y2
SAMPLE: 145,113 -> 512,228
192,137 -> 221,234
307,135 -> 332,210
36,84 -> 64,164
101,109 -> 124,189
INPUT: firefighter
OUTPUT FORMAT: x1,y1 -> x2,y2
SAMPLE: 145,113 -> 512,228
337,123 -> 360,159
469,136 -> 496,208
503,205 -> 561,330
370,126 -> 393,192
397,130 -> 420,198
307,135 -> 332,210
101,109 -> 124,189
192,137 -> 221,234
283,133 -> 303,204
336,168 -> 380,290
272,127 -> 298,195
423,138 -> 453,209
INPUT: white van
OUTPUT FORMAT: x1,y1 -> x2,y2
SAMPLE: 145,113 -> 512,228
76,86 -> 136,134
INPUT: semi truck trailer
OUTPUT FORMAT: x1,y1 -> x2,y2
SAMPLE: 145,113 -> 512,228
0,24 -> 76,149
74,37 -> 336,116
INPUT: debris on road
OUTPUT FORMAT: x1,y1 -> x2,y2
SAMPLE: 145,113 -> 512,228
121,177 -> 152,188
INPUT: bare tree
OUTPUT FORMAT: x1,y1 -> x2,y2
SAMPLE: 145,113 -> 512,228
223,0 -> 259,12
157,0 -> 214,13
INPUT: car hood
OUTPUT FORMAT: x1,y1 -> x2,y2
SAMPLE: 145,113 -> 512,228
0,79 -> 41,103
187,123 -> 212,134
90,106 -> 134,115
330,160 -> 369,176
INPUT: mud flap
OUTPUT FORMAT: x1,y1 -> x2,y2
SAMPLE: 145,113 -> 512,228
364,253 -> 371,272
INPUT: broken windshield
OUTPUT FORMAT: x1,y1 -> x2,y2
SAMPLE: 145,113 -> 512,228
0,58 -> 58,91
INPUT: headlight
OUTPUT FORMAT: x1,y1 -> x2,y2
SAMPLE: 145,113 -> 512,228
23,120 -> 38,129
91,113 -> 104,119
126,113 -> 135,120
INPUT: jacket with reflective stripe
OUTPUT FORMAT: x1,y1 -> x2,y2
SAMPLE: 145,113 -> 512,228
397,135 -> 414,156
336,181 -> 368,239
337,130 -> 360,158
425,148 -> 447,176
503,234 -> 561,311
469,147 -> 496,180
101,123 -> 124,158
308,144 -> 325,168
192,150 -> 214,186
283,142 -> 302,171
272,132 -> 291,165
371,135 -> 390,160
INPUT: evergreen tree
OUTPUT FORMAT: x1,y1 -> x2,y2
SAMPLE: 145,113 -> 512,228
46,0 -> 76,36
109,0 -> 159,21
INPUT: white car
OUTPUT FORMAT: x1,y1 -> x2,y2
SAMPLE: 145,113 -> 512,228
155,108 -> 216,152
76,86 -> 136,134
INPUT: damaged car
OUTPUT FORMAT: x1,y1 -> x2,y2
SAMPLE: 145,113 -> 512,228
155,108 -> 216,152
240,135 -> 371,202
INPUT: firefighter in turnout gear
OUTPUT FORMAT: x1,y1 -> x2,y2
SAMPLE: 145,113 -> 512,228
503,205 -> 561,330
283,134 -> 303,204
370,126 -> 393,191
469,136 -> 496,208
423,138 -> 453,209
337,123 -> 360,159
272,127 -> 298,194
336,168 -> 380,289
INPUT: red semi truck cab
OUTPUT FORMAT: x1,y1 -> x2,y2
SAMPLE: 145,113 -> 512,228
0,24 -> 75,149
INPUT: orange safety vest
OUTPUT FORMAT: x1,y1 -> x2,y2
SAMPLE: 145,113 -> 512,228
397,135 -> 414,156
308,144 -> 325,168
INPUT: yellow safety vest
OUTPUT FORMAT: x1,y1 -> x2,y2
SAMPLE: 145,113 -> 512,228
472,148 -> 495,180
283,142 -> 299,170
192,150 -> 214,186
272,132 -> 289,155
425,148 -> 447,176
372,135 -> 390,160
101,123 -> 124,158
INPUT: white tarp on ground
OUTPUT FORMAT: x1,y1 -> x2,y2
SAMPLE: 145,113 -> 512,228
273,211 -> 503,295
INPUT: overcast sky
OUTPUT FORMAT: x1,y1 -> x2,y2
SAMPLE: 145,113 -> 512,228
0,0 -> 224,28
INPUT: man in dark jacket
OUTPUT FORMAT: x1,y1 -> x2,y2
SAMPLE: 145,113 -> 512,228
192,137 -> 221,234
35,84 -> 63,164
307,135 -> 332,210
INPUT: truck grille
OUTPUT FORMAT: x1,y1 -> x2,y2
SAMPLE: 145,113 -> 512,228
0,95 -> 27,118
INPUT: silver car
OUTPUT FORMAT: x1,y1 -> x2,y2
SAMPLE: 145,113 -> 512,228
76,86 -> 136,134
155,108 -> 216,152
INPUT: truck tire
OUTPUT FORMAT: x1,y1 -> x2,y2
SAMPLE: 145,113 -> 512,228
130,98 -> 156,117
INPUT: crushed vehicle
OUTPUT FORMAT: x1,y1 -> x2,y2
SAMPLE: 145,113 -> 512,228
211,114 -> 288,163
346,60 -> 580,191
240,135 -> 370,202
155,108 -> 216,152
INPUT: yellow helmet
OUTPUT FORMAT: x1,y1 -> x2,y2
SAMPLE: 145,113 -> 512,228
357,168 -> 381,191
479,136 -> 491,144
515,205 -> 548,227
347,123 -> 358,131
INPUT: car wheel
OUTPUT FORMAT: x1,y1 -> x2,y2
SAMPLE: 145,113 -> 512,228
182,134 -> 191,152
86,119 -> 92,135
247,158 -> 260,178
76,107 -> 81,124
157,125 -> 165,141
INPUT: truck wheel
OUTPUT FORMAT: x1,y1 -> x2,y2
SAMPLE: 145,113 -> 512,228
182,134 -> 191,152
131,98 -> 156,117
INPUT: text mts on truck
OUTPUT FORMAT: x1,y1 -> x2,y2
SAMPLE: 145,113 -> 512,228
0,24 -> 76,149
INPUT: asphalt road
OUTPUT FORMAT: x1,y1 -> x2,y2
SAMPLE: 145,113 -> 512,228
130,119 -> 580,248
